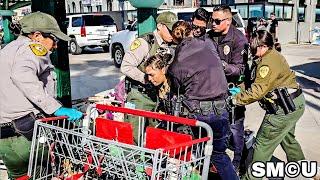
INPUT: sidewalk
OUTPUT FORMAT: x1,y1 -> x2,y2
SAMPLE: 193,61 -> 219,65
244,44 -> 320,163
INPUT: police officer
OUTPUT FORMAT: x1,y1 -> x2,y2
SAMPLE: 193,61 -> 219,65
191,8 -> 209,37
168,32 -> 238,179
120,12 -> 177,142
207,5 -> 248,171
235,30 -> 305,180
0,12 -> 82,179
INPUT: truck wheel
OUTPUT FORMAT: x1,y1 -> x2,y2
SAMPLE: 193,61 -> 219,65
113,45 -> 124,68
69,39 -> 83,55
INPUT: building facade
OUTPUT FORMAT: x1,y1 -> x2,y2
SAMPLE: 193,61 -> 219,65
65,0 -> 320,43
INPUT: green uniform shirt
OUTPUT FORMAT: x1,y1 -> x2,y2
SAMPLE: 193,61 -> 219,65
121,31 -> 163,84
236,48 -> 298,105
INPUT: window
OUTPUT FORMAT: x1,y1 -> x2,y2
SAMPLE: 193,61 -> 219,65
236,5 -> 248,19
283,5 -> 293,20
275,5 -> 283,19
200,0 -> 207,6
72,2 -> 76,13
174,0 -> 184,6
72,17 -> 82,27
131,22 -> 137,31
177,12 -> 193,21
87,6 -> 92,12
79,1 -> 83,13
97,5 -> 102,12
298,6 -> 305,22
83,15 -> 115,26
249,4 -> 263,18
265,5 -> 274,18
315,6 -> 320,22
68,5 -> 70,13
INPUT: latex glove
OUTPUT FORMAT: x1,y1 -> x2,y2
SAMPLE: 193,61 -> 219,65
54,107 -> 83,121
229,87 -> 241,96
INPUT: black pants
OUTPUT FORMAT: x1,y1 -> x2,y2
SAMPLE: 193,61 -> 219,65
12,113 -> 39,141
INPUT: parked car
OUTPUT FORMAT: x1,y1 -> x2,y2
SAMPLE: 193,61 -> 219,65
67,14 -> 117,55
109,8 -> 246,68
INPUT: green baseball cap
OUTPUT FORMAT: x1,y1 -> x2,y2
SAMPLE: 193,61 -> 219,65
20,12 -> 70,41
156,11 -> 178,31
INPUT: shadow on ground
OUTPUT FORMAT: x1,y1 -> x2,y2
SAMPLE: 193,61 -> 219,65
69,47 -> 108,55
291,62 -> 320,93
292,62 -> 320,79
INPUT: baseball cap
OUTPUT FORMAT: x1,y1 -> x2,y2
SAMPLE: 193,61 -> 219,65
20,12 -> 70,41
156,11 -> 178,31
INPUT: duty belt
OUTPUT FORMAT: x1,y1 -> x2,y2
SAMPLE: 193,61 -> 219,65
0,122 -> 17,139
195,99 -> 227,116
0,113 -> 44,139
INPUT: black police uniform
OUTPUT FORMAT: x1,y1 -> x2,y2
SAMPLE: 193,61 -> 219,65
208,24 -> 249,170
168,36 -> 238,179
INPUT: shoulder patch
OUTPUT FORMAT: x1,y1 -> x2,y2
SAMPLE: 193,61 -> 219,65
259,66 -> 270,78
29,44 -> 48,56
130,39 -> 141,51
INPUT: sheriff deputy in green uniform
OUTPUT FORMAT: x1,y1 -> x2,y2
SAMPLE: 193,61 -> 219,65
232,30 -> 305,180
0,12 -> 82,179
120,12 -> 177,143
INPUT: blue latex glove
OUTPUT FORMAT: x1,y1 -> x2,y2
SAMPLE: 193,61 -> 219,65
229,87 -> 241,96
54,107 -> 83,121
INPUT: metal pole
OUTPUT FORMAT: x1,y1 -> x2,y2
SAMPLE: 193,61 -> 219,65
296,0 -> 300,44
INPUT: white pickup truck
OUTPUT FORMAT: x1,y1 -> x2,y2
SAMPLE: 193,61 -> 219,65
109,8 -> 246,68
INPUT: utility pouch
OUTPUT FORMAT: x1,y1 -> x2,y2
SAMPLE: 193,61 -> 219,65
213,100 -> 227,116
260,92 -> 278,114
125,77 -> 132,94
226,97 -> 236,125
199,101 -> 213,116
12,113 -> 43,141
275,88 -> 296,114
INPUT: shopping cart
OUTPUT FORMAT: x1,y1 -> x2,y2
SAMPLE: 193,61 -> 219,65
27,104 -> 213,180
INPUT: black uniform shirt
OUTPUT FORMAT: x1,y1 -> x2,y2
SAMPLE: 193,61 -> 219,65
208,25 -> 248,84
168,36 -> 228,111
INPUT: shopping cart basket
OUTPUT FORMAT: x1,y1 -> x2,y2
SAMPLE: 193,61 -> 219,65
27,104 -> 213,180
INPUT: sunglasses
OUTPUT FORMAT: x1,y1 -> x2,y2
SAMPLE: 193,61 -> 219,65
211,18 -> 228,25
191,24 -> 207,31
49,34 -> 59,44
42,33 -> 59,44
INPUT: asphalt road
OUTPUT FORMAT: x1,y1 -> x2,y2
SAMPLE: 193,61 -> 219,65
69,48 -> 122,100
